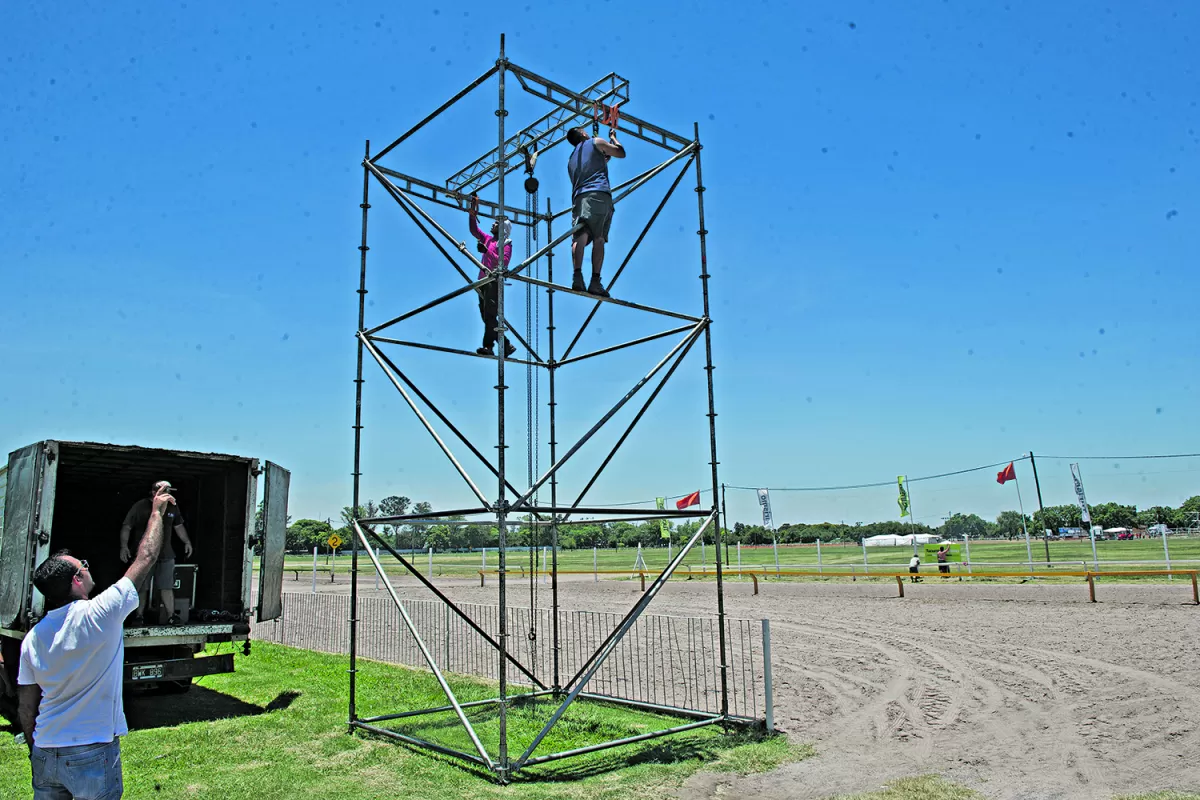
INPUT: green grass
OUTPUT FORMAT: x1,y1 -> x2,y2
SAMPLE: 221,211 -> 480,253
280,537 -> 1200,582
830,776 -> 982,799
1,643 -> 805,799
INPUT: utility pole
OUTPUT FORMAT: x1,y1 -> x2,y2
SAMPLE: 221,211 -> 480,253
1029,451 -> 1050,563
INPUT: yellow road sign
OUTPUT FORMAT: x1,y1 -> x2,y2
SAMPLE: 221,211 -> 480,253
327,533 -> 343,549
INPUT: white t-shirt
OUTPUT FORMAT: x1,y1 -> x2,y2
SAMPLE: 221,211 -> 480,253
909,556 -> 920,568
18,577 -> 138,748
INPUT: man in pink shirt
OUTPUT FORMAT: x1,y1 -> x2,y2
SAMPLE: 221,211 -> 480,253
469,196 -> 515,358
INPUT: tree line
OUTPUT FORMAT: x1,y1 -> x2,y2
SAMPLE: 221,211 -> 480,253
275,494 -> 1200,552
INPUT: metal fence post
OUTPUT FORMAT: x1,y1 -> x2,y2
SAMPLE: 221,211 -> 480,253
593,546 -> 598,582
428,546 -> 433,578
816,538 -> 822,574
312,547 -> 318,594
375,547 -> 381,591
761,619 -> 774,733
1162,529 -> 1172,580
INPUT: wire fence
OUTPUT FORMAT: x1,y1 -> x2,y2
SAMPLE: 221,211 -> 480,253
255,592 -> 767,721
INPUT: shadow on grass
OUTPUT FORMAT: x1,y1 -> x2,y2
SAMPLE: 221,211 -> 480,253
125,687 -> 301,731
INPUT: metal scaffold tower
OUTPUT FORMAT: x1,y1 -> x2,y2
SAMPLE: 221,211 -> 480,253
347,35 -> 732,782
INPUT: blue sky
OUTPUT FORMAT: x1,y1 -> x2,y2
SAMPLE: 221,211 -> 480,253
2,1 -> 1197,529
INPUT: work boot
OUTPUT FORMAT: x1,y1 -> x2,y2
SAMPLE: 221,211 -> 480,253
503,341 -> 517,358
476,345 -> 494,357
571,270 -> 586,292
587,276 -> 610,298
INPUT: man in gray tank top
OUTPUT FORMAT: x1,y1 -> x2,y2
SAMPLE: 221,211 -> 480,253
566,126 -> 625,297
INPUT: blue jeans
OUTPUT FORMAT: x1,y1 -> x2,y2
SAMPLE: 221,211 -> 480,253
30,739 -> 123,799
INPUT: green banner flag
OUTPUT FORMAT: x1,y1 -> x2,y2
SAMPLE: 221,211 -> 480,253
656,497 -> 670,539
897,476 -> 910,519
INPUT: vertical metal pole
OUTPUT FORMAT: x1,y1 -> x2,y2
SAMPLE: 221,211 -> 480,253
1030,451 -> 1050,563
862,538 -> 868,572
593,545 -> 597,582
482,547 -> 486,571
495,34 -> 510,780
1015,476 -> 1032,572
701,538 -> 706,569
311,546 -> 318,594
375,547 -> 380,590
761,619 -> 774,733
428,546 -> 433,578
693,122 -> 729,721
349,138 -> 370,729
737,542 -> 741,573
720,483 -> 730,565
546,196 -> 561,694
963,534 -> 972,574
817,538 -> 822,573
1162,527 -> 1172,579
905,476 -> 919,556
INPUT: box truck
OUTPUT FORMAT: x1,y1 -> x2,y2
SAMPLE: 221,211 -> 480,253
0,440 -> 288,695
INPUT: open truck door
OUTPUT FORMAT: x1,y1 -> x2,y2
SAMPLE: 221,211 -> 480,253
256,461 -> 289,622
0,442 -> 58,630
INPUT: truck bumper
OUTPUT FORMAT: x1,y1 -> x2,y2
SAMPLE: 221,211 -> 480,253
124,653 -> 236,683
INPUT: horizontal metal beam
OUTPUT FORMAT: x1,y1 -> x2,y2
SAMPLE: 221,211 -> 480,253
508,272 -> 702,324
556,324 -> 696,368
358,690 -> 552,724
509,62 -> 690,152
367,335 -> 541,368
518,717 -> 724,768
372,164 -> 542,227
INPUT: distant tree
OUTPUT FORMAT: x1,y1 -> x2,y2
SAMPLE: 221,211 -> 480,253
995,510 -> 1030,540
379,495 -> 411,546
287,518 -> 333,552
1089,502 -> 1137,531
941,513 -> 991,540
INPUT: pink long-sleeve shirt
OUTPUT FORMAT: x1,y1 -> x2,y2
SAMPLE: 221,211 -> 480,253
469,216 -> 512,279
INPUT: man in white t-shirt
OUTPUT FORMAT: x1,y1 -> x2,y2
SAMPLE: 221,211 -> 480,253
18,483 -> 175,799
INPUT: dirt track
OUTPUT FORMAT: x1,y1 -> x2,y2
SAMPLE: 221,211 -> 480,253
280,575 -> 1200,799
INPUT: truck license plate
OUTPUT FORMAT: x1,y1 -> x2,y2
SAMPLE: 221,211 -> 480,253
131,664 -> 164,681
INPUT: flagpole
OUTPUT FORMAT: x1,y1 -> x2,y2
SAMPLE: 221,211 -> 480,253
1014,474 -> 1032,572
906,477 -> 918,556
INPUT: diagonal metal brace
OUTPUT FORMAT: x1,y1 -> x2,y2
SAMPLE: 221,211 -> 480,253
358,523 -> 546,689
350,521 -> 495,769
512,511 -> 719,769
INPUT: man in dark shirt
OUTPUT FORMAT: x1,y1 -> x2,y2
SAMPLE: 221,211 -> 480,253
119,480 -> 193,625
565,125 -> 625,297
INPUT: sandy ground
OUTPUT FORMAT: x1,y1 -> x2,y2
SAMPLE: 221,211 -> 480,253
274,573 -> 1200,799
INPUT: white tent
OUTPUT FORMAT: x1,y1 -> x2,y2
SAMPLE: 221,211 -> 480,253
863,533 -> 942,547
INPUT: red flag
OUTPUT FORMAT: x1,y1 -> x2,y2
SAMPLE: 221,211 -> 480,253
676,491 -> 701,510
996,462 -> 1016,484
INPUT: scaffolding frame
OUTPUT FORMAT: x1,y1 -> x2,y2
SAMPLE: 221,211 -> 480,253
349,35 -> 731,783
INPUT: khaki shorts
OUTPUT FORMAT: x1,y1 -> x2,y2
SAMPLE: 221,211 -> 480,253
573,191 -> 613,242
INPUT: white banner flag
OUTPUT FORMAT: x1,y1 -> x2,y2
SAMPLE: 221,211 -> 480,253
757,488 -> 774,529
1069,463 -> 1092,524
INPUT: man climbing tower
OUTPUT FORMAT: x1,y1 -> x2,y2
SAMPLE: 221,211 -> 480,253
468,196 -> 516,358
565,124 -> 625,298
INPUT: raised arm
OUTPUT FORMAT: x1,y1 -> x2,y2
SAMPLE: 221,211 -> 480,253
468,195 -> 486,241
593,133 -> 626,159
124,487 -> 175,587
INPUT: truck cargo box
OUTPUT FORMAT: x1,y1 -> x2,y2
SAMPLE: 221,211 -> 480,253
0,440 -> 288,689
